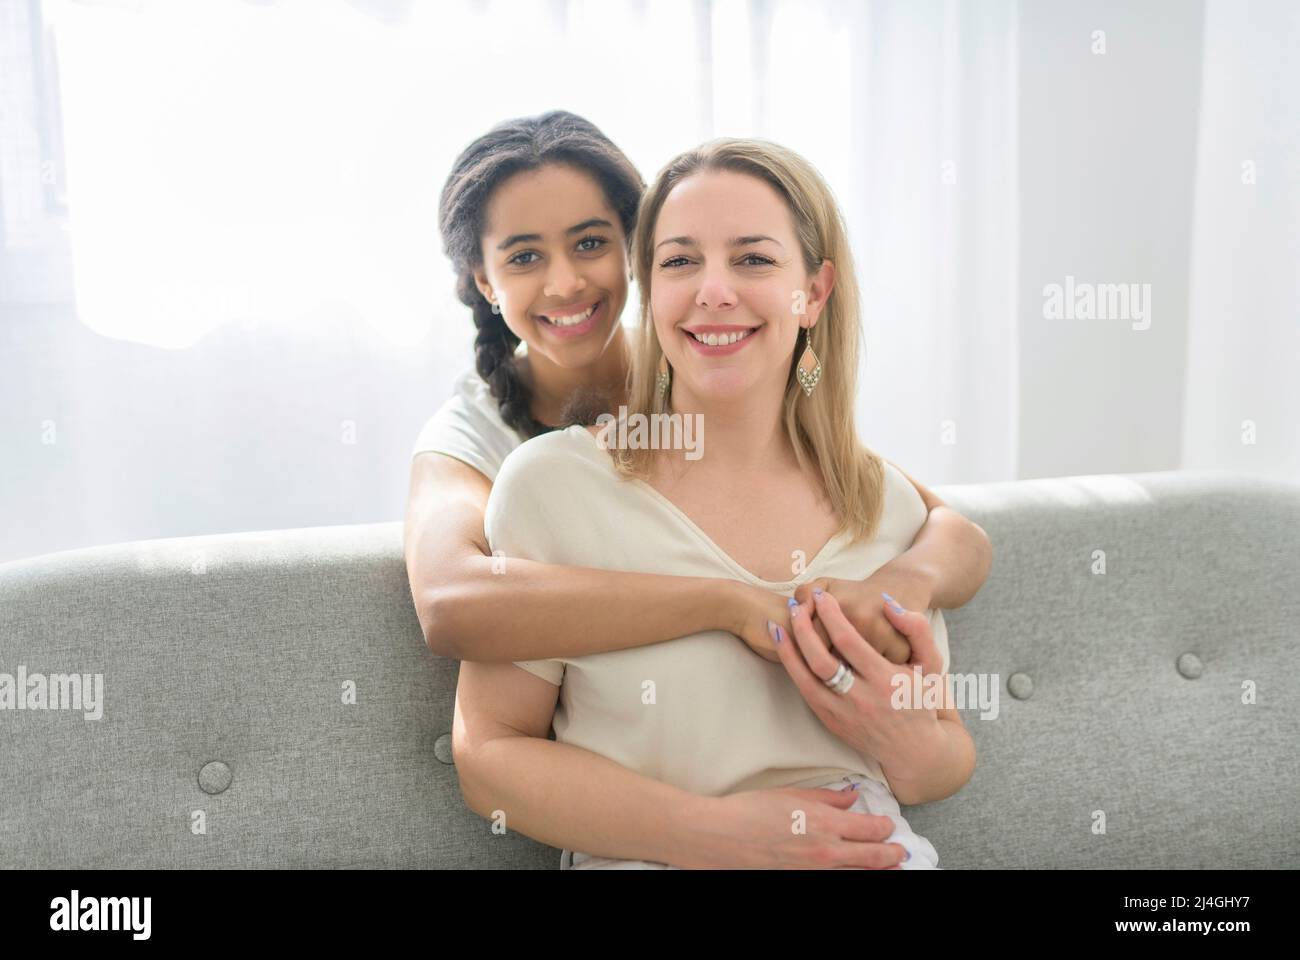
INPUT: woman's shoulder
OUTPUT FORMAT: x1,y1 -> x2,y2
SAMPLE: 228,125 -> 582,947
494,424 -> 609,487
873,455 -> 932,540
876,456 -> 913,493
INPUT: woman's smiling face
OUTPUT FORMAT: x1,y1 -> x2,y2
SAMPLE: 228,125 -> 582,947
475,163 -> 628,370
651,168 -> 821,405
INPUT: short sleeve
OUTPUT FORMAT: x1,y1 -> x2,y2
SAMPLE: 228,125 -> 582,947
410,370 -> 522,481
485,432 -> 588,688
514,659 -> 565,686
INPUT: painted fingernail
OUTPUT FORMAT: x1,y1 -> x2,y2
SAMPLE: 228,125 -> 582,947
766,620 -> 777,641
787,597 -> 799,612
813,587 -> 824,598
881,591 -> 905,614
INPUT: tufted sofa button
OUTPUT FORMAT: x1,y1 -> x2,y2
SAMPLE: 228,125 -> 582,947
198,761 -> 232,795
1177,653 -> 1204,679
434,733 -> 455,765
1008,672 -> 1033,700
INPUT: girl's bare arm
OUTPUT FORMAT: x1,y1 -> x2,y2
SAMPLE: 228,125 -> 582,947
884,461 -> 992,610
405,452 -> 753,661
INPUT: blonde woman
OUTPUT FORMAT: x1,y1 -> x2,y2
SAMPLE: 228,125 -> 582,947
452,139 -> 980,869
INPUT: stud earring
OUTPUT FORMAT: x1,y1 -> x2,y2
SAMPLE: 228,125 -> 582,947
796,325 -> 823,397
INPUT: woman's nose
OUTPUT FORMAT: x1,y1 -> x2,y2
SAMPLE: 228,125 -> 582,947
696,271 -> 736,311
544,257 -> 587,299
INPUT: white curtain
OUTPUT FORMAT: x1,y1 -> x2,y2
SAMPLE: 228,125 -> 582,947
1182,0 -> 1300,482
0,0 -> 1018,562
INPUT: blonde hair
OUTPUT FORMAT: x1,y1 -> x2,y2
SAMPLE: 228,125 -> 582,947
613,138 -> 885,544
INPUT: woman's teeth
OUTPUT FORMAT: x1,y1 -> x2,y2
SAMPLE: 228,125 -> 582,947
689,328 -> 755,346
543,302 -> 598,326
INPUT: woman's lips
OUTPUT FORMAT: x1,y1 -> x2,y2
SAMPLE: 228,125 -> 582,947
682,325 -> 762,355
537,298 -> 602,339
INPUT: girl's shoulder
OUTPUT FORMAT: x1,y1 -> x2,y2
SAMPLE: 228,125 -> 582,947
442,368 -> 512,432
410,368 -> 523,480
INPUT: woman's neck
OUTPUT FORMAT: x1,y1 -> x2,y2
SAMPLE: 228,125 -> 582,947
663,374 -> 795,475
522,326 -> 629,426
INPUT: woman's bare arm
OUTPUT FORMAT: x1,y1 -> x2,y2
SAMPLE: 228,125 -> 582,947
879,661 -> 977,805
452,659 -> 710,863
880,461 -> 992,610
883,716 -> 977,806
404,452 -> 752,661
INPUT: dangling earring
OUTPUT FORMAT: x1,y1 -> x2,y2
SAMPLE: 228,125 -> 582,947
796,325 -> 823,397
656,351 -> 671,399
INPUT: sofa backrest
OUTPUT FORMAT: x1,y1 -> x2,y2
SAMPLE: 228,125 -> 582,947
1,470 -> 1296,868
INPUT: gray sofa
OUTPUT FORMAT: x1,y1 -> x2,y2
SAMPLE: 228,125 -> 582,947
2,469 -> 1297,869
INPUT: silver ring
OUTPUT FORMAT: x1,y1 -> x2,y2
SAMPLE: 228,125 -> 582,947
823,661 -> 855,695
823,662 -> 848,687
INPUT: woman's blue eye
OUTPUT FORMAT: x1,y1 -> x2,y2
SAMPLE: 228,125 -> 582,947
576,235 -> 608,252
508,251 -> 540,266
660,254 -> 773,269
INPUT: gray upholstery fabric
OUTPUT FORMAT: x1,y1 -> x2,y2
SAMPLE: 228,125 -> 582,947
2,469 -> 1297,868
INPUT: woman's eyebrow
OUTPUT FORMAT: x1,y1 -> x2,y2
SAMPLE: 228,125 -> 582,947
566,217 -> 613,234
732,234 -> 783,248
655,234 -> 784,250
656,235 -> 696,250
498,233 -> 541,251
498,218 -> 614,251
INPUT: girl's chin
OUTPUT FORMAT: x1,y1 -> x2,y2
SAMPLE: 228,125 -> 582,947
526,326 -> 615,364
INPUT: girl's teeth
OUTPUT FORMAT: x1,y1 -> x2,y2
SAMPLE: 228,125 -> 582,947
690,329 -> 753,345
545,302 -> 597,326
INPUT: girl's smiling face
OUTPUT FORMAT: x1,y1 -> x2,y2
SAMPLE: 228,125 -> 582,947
650,168 -> 832,406
475,163 -> 629,371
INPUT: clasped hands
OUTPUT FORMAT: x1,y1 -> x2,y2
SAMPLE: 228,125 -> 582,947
731,566 -> 949,776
